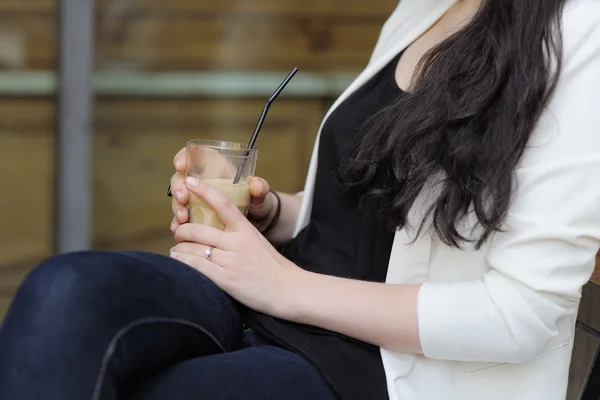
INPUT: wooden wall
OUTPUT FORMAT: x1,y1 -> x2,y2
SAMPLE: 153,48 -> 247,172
0,0 -> 396,71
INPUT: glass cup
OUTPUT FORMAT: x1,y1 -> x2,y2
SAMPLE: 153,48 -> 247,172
185,140 -> 258,230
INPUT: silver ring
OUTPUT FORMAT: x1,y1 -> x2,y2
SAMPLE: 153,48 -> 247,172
204,245 -> 215,261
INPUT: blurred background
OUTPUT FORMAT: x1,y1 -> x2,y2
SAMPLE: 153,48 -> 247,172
0,0 -> 397,316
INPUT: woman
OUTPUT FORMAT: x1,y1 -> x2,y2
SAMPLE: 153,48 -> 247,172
1,0 -> 600,399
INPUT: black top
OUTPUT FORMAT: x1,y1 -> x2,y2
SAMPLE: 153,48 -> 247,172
245,53 -> 405,400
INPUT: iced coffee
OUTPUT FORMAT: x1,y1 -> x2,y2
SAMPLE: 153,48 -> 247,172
187,179 -> 251,230
185,140 -> 257,230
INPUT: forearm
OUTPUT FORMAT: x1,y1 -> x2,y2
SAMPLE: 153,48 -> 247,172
276,265 -> 568,364
279,270 -> 423,353
263,191 -> 303,245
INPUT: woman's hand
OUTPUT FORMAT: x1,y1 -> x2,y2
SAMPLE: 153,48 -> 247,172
170,176 -> 305,317
170,148 -> 278,234
171,177 -> 421,354
171,176 -> 421,353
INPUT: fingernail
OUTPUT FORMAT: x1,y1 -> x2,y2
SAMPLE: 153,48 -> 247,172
170,252 -> 179,260
175,159 -> 182,169
186,177 -> 198,187
176,210 -> 183,219
175,191 -> 183,202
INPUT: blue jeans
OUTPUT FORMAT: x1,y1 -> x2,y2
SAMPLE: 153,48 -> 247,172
0,251 -> 337,400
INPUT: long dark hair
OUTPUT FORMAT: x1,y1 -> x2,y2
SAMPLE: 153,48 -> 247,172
339,0 -> 567,248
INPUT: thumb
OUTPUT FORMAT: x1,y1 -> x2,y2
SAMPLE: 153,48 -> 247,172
250,177 -> 270,206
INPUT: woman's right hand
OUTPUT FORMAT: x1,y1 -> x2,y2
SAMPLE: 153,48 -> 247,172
170,148 -> 278,234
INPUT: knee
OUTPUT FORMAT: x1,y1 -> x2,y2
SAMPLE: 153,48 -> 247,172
15,251 -> 123,315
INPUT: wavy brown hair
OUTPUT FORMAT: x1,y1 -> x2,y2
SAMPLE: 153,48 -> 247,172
339,0 -> 567,248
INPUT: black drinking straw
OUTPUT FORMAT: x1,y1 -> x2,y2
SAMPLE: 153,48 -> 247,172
233,67 -> 299,184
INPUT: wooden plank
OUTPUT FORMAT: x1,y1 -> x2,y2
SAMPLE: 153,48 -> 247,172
92,98 -> 321,250
0,16 -> 55,69
0,261 -> 37,297
95,0 -> 397,16
95,14 -> 385,72
0,15 -> 384,71
0,0 -> 396,17
0,99 -> 54,267
1,4 -> 390,71
0,99 -> 54,307
0,0 -> 53,13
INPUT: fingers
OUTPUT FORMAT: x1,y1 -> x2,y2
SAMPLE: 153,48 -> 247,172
250,177 -> 270,205
170,216 -> 180,233
173,147 -> 187,173
171,147 -> 189,219
170,242 -> 232,266
170,171 -> 189,224
170,147 -> 189,228
170,172 -> 190,206
174,223 -> 231,249
170,242 -> 210,257
185,177 -> 247,230
248,177 -> 273,221
171,197 -> 188,224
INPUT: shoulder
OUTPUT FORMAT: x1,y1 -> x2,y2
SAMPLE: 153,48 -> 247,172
562,0 -> 600,26
552,0 -> 600,99
561,0 -> 600,64
519,0 -> 600,168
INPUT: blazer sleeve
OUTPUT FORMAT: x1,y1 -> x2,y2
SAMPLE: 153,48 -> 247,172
416,7 -> 600,363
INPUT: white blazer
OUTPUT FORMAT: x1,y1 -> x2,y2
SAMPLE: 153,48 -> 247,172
293,0 -> 600,399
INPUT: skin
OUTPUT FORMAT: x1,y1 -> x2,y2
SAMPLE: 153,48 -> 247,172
169,0 -> 482,354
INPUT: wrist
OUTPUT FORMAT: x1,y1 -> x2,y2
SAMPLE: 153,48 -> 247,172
273,265 -> 316,322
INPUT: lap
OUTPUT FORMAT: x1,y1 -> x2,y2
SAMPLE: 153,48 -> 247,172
1,252 -> 335,400
0,251 -> 246,399
127,340 -> 337,400
25,251 -> 243,349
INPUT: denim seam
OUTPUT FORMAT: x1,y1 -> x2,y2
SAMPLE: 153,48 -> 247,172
91,317 -> 227,400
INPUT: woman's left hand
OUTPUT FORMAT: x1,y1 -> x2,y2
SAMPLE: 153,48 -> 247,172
171,176 -> 305,318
